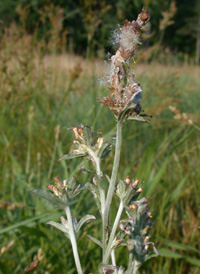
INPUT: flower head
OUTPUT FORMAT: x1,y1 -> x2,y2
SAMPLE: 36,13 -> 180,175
100,8 -> 150,121
47,176 -> 83,198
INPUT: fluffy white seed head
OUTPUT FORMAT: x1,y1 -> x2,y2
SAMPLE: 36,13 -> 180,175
114,26 -> 140,51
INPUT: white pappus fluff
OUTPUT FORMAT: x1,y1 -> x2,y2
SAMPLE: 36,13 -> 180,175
113,25 -> 140,51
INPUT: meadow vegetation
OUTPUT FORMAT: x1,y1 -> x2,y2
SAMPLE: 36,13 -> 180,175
0,6 -> 200,274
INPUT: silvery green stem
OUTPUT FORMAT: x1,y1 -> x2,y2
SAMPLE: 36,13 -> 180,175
65,201 -> 83,274
111,249 -> 116,266
95,159 -> 106,254
104,120 -> 123,234
132,261 -> 140,274
128,250 -> 134,271
103,199 -> 124,263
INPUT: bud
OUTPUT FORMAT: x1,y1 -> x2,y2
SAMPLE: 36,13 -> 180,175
144,236 -> 150,243
112,238 -> 123,248
73,126 -> 83,140
124,176 -> 130,185
129,203 -> 137,211
47,185 -> 62,197
131,178 -> 140,188
61,216 -> 68,228
63,179 -> 67,189
97,137 -> 104,149
136,187 -> 143,193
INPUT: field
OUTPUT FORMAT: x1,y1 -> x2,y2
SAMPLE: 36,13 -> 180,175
0,40 -> 200,273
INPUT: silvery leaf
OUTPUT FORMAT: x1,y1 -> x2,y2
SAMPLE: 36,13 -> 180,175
47,221 -> 69,238
31,189 -> 66,209
75,215 -> 96,233
87,234 -> 102,248
127,115 -> 151,123
59,153 -> 85,161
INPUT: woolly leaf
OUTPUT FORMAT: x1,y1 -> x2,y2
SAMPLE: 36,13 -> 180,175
127,115 -> 151,123
87,234 -> 102,248
82,126 -> 95,145
47,221 -> 68,234
31,189 -> 66,209
59,153 -> 85,161
47,221 -> 69,239
97,142 -> 111,158
105,175 -> 111,184
85,183 -> 101,211
75,215 -> 96,233
116,179 -> 126,199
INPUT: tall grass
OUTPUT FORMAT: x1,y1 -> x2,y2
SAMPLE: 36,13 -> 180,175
0,11 -> 200,273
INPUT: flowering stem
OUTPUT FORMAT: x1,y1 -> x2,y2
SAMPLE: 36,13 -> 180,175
103,120 -> 123,231
65,200 -> 83,274
103,199 -> 124,263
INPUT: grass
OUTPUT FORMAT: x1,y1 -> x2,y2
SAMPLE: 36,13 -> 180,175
0,43 -> 200,274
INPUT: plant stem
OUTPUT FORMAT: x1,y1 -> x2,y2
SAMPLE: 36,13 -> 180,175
111,250 -> 116,266
90,153 -> 106,255
132,261 -> 140,274
103,120 -> 123,232
103,200 -> 124,263
65,201 -> 83,274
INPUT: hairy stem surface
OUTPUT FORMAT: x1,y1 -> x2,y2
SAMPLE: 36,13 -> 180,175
132,261 -> 140,274
103,120 -> 123,233
103,199 -> 124,263
65,201 -> 83,274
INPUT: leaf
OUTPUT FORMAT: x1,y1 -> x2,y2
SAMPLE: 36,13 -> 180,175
139,113 -> 153,118
82,126 -> 95,145
68,177 -> 77,190
85,183 -> 101,211
145,157 -> 170,196
85,183 -> 100,200
157,248 -> 183,258
59,153 -> 85,161
105,175 -> 111,184
47,221 -> 69,237
0,213 -> 60,235
116,179 -> 126,199
87,234 -> 102,248
31,189 -> 66,209
186,257 -> 200,267
97,142 -> 112,159
127,115 -> 151,123
75,215 -> 96,233
160,238 -> 200,254
170,175 -> 189,203
157,248 -> 200,267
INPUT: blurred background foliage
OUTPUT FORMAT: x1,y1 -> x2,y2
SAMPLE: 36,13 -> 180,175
0,0 -> 199,62
0,0 -> 200,273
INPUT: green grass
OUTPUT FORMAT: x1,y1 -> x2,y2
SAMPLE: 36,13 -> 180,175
0,33 -> 200,273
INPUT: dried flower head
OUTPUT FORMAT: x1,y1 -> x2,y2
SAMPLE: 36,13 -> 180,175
100,8 -> 150,121
113,21 -> 140,51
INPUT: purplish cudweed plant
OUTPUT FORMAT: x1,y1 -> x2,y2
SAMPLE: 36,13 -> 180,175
32,8 -> 159,274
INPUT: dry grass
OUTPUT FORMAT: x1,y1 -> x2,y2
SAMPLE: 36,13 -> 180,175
43,53 -> 200,81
